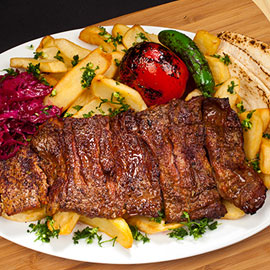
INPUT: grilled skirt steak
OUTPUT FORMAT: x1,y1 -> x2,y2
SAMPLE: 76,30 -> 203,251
0,146 -> 48,216
203,98 -> 266,214
0,97 -> 266,221
137,97 -> 226,222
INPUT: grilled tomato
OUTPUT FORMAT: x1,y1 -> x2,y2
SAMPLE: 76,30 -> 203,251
119,42 -> 189,106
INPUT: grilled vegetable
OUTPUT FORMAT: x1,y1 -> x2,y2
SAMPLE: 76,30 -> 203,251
158,30 -> 215,97
119,42 -> 189,106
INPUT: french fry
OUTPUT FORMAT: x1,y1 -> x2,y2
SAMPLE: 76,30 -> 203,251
222,200 -> 245,220
10,57 -> 67,73
2,207 -> 47,222
44,48 -> 111,111
185,89 -> 202,101
37,35 -> 56,50
194,30 -> 221,55
72,96 -> 114,118
260,173 -> 270,189
79,216 -> 133,249
205,55 -> 231,84
254,109 -> 270,132
90,75 -> 147,112
214,77 -> 240,108
48,211 -> 80,235
42,74 -> 59,86
122,24 -> 151,49
127,216 -> 182,234
54,38 -> 91,61
104,51 -> 125,79
239,111 -> 263,160
260,137 -> 270,174
112,23 -> 130,38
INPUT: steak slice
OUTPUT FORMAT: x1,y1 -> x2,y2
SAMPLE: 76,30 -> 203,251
0,146 -> 48,216
110,110 -> 162,217
202,97 -> 266,214
137,97 -> 226,222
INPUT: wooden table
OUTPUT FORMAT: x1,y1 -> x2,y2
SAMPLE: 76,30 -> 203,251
1,0 -> 270,269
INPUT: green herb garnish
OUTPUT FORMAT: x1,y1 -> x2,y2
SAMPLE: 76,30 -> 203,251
168,212 -> 218,240
50,88 -> 57,97
246,153 -> 261,173
96,92 -> 130,117
227,81 -> 238,94
129,225 -> 150,244
98,26 -> 123,49
80,62 -> 99,88
27,216 -> 60,243
263,133 -> 270,139
71,55 -> 79,67
136,32 -> 148,42
1,68 -> 18,82
64,112 -> 74,118
236,101 -> 246,114
72,105 -> 83,112
54,50 -> 64,62
149,210 -> 165,224
33,51 -> 44,60
41,105 -> 53,115
114,58 -> 121,67
72,227 -> 117,247
211,53 -> 231,65
26,63 -> 49,86
241,110 -> 256,131
83,110 -> 95,118
26,44 -> 34,50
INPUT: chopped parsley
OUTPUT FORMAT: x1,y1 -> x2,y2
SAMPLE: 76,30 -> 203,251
227,81 -> 238,94
263,133 -> 270,139
211,53 -> 231,65
246,154 -> 261,173
1,68 -> 18,82
132,32 -> 149,46
96,92 -> 130,117
26,44 -> 34,50
71,55 -> 79,67
33,51 -> 44,60
54,50 -> 64,62
80,62 -> 99,88
27,216 -> 60,243
50,88 -> 57,97
83,110 -> 95,118
129,225 -> 150,244
114,58 -> 121,67
149,210 -> 165,224
236,101 -> 246,114
64,112 -> 74,118
26,63 -> 49,86
167,212 -> 218,240
98,26 -> 123,50
72,227 -> 117,247
72,105 -> 83,112
241,110 -> 256,131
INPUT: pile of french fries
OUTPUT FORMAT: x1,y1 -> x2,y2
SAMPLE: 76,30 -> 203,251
5,24 -> 270,248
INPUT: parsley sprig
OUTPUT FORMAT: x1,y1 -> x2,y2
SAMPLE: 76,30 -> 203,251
72,227 -> 117,247
71,55 -> 80,67
241,110 -> 256,131
27,63 -> 49,86
33,51 -> 44,60
211,53 -> 231,65
98,26 -> 123,50
54,50 -> 64,62
96,92 -> 130,117
80,62 -> 99,88
149,210 -> 165,224
129,225 -> 150,244
236,101 -> 246,114
167,212 -> 218,240
27,216 -> 60,243
227,81 -> 238,94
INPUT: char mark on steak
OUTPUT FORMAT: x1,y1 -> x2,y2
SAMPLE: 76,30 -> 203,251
0,146 -> 48,216
136,97 -> 226,222
202,97 -> 266,214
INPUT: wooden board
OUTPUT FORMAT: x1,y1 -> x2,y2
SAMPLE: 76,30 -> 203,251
1,0 -> 270,269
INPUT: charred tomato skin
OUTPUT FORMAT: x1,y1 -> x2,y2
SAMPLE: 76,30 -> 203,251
119,42 -> 189,106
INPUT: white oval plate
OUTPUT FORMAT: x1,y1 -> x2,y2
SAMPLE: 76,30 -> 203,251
0,26 -> 269,264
